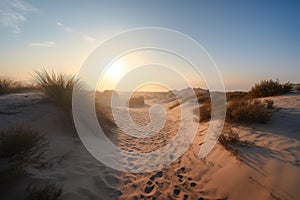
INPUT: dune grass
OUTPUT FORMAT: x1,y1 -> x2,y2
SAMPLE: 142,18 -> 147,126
32,69 -> 76,110
25,184 -> 62,200
0,125 -> 44,158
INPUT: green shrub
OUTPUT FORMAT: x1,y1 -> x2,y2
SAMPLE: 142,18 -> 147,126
33,69 -> 76,110
249,79 -> 292,97
25,184 -> 62,200
0,125 -> 43,158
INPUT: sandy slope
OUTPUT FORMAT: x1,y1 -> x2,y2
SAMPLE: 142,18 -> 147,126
0,92 -> 299,200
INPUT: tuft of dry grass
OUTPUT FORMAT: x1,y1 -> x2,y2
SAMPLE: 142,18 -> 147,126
25,184 -> 62,200
0,125 -> 44,158
218,124 -> 240,147
32,69 -> 76,110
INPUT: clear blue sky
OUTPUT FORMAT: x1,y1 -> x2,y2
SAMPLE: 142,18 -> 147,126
0,0 -> 299,90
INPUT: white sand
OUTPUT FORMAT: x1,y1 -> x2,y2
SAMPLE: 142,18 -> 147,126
0,92 -> 299,199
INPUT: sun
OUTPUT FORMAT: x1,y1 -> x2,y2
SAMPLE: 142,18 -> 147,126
105,60 -> 124,81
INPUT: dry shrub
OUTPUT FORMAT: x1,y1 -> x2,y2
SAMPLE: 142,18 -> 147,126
129,96 -> 145,107
249,79 -> 292,98
0,125 -> 44,158
226,99 -> 272,123
196,93 -> 210,103
226,91 -> 248,101
195,99 -> 211,122
264,99 -> 274,109
0,77 -> 15,94
0,77 -> 34,95
195,98 -> 273,124
218,124 -> 239,148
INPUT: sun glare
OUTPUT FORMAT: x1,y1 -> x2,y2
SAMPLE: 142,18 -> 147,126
105,60 -> 124,81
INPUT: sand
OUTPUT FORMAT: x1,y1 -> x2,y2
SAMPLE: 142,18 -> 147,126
0,92 -> 299,199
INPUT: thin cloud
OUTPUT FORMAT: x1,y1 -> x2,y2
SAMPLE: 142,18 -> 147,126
0,0 -> 38,33
83,34 -> 97,42
29,41 -> 56,47
56,21 -> 97,43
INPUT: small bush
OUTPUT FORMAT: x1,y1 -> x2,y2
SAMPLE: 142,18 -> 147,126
33,69 -> 76,110
129,96 -> 145,107
264,99 -> 274,109
195,98 -> 273,124
226,99 -> 272,123
226,91 -> 248,101
0,77 -> 15,94
197,99 -> 212,122
0,77 -> 34,95
249,79 -> 292,98
218,125 -> 240,147
196,94 -> 210,103
25,184 -> 62,200
0,125 -> 43,158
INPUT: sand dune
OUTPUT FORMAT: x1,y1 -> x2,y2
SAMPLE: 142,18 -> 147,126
0,92 -> 299,199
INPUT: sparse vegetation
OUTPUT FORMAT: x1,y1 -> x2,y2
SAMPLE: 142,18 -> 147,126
197,99 -> 212,122
195,98 -> 273,124
33,69 -> 76,110
226,99 -> 272,123
264,99 -> 274,109
25,184 -> 62,200
0,125 -> 44,158
249,79 -> 292,98
0,77 -> 34,95
0,77 -> 15,94
218,124 -> 240,147
196,93 -> 210,103
226,91 -> 248,101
